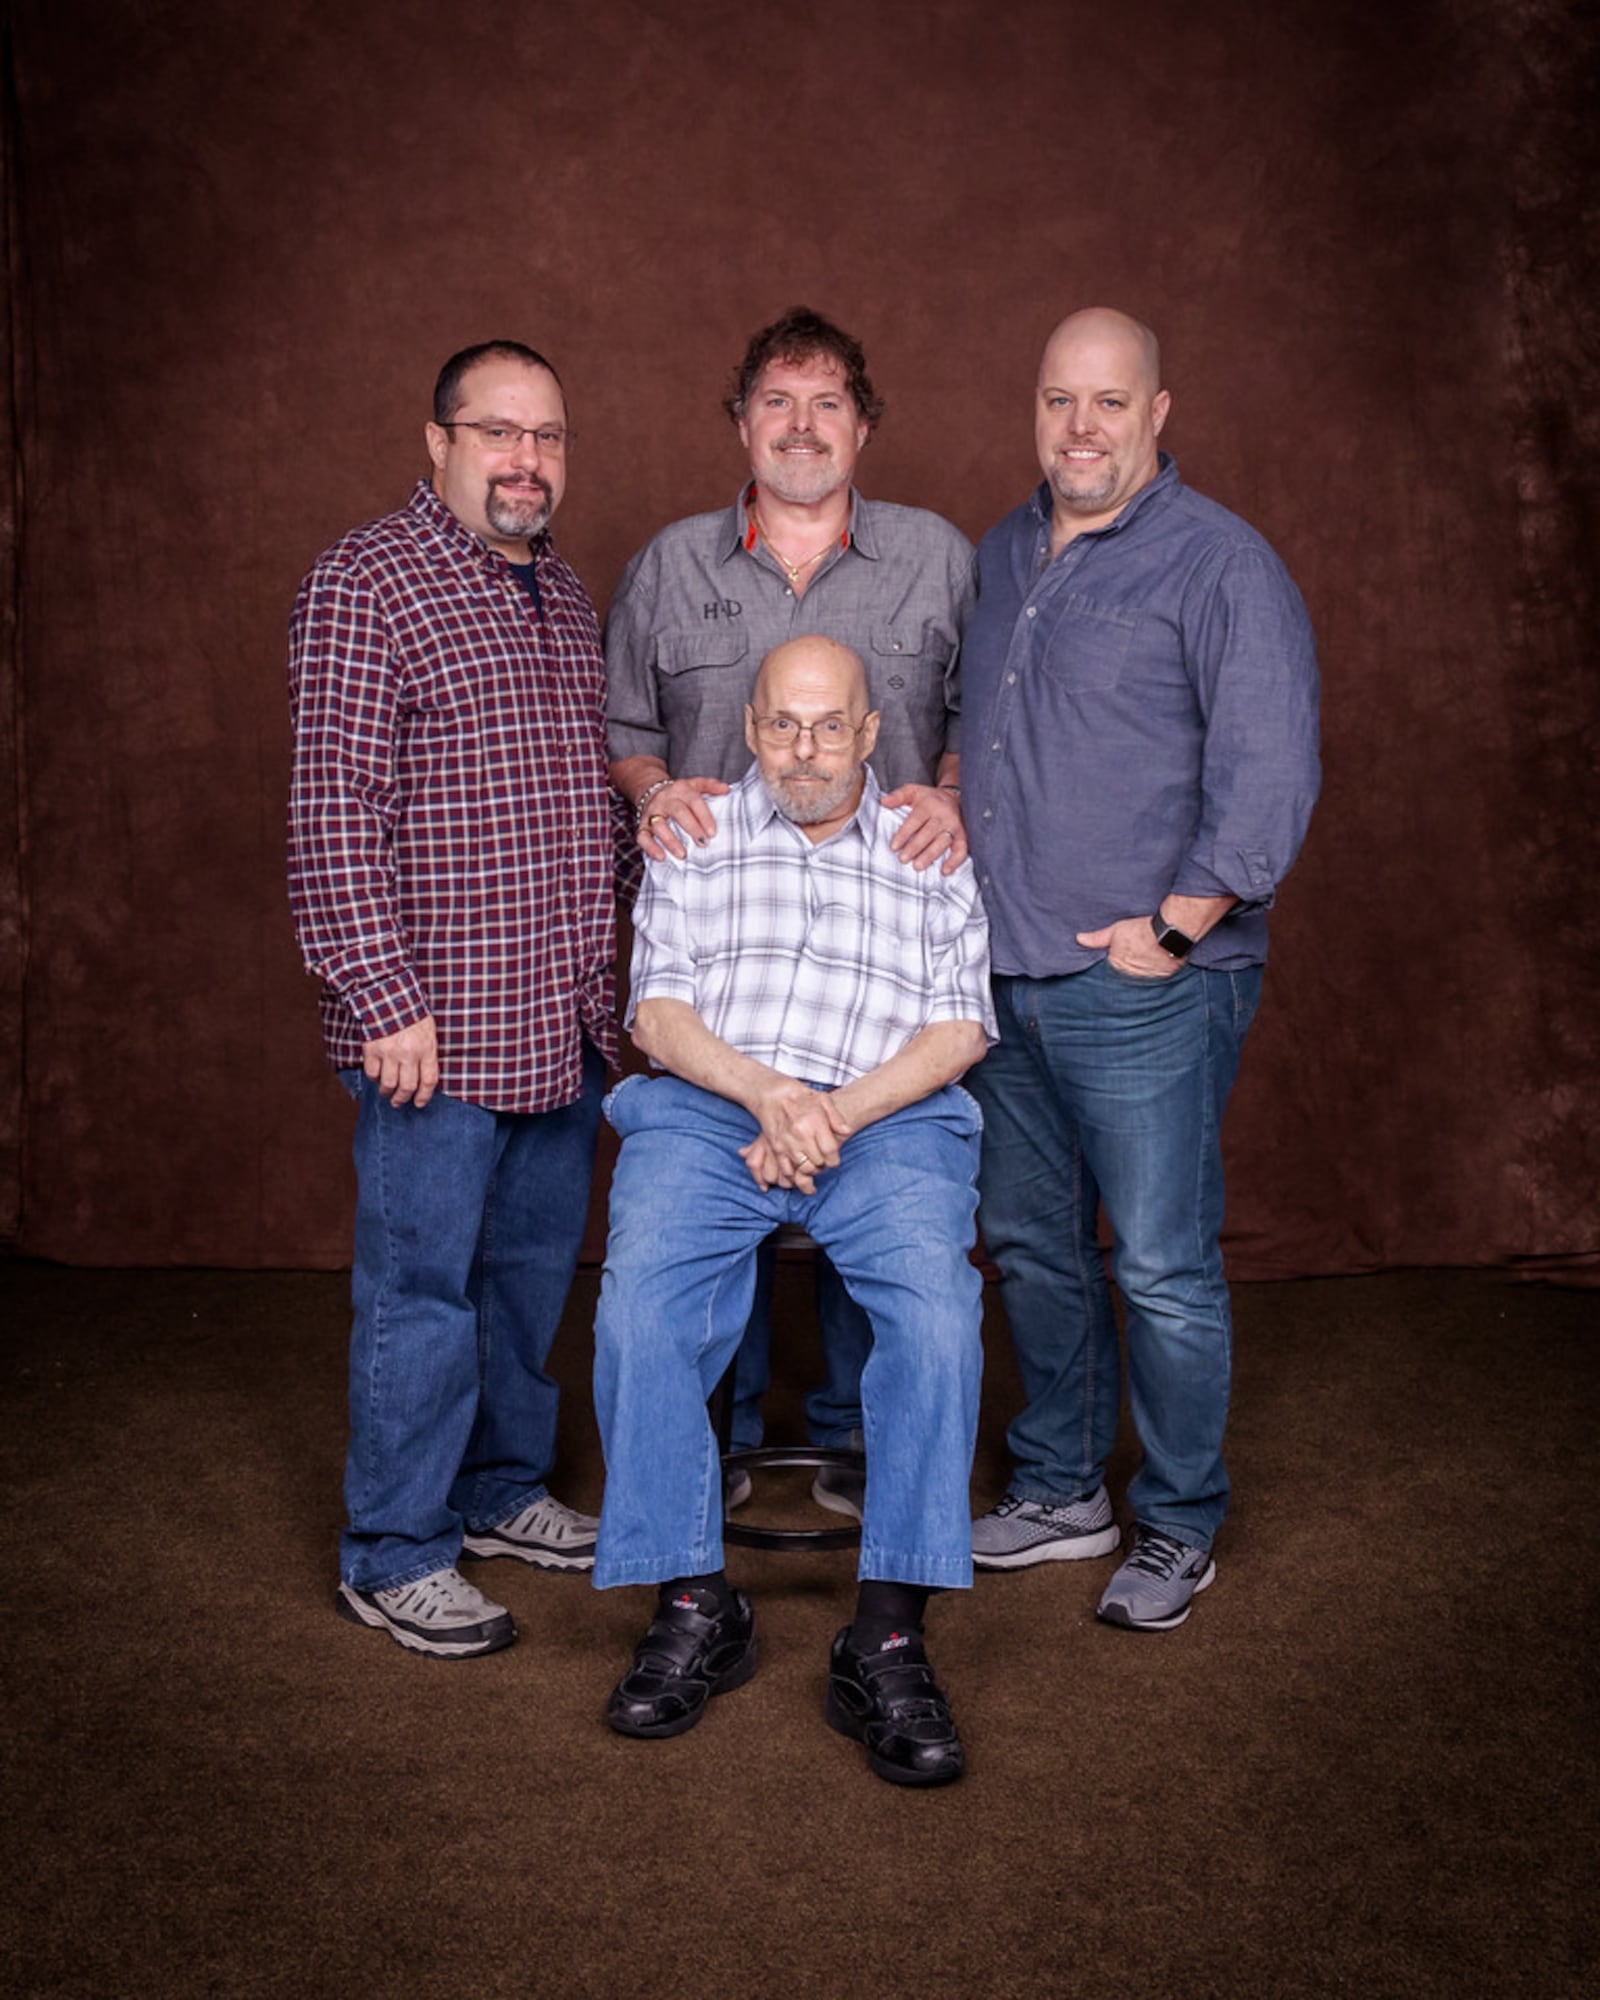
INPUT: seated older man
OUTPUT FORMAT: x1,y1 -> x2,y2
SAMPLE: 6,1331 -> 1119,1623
592,635 -> 994,1786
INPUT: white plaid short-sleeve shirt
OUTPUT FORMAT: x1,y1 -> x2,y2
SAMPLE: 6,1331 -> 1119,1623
627,766 -> 996,1087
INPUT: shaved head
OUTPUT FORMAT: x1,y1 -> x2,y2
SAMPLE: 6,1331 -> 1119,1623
750,635 -> 869,718
1040,308 -> 1163,395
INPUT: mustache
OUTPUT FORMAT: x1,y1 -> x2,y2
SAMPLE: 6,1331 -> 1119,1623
489,474 -> 554,505
774,433 -> 830,452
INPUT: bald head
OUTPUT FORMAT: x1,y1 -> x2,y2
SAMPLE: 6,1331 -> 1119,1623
746,636 -> 880,835
751,635 -> 869,718
1035,307 -> 1171,542
1040,308 -> 1162,397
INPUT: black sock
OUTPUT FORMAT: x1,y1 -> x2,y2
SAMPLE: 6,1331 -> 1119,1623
659,1571 -> 733,1614
851,1579 -> 930,1650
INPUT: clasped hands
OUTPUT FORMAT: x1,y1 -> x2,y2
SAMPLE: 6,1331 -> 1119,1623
739,1075 -> 853,1194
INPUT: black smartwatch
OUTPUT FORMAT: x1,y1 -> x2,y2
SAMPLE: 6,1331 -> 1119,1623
1150,913 -> 1197,960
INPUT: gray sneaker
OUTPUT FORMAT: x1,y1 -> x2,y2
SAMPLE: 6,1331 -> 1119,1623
461,1493 -> 598,1570
1096,1526 -> 1216,1630
971,1487 -> 1121,1568
724,1467 -> 753,1512
335,1567 -> 515,1658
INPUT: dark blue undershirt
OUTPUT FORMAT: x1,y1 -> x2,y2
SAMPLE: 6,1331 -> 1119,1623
506,557 -> 543,619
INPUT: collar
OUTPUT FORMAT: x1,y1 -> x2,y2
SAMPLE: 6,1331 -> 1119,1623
732,760 -> 882,846
1028,451 -> 1180,542
721,483 -> 871,565
405,478 -> 553,573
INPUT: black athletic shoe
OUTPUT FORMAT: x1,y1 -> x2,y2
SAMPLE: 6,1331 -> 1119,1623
606,1588 -> 757,1739
824,1624 -> 964,1787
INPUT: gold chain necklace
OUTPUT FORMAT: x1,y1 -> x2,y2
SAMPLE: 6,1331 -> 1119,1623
755,513 -> 836,586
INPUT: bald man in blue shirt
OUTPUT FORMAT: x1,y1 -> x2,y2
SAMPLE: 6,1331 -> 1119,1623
961,308 -> 1320,1631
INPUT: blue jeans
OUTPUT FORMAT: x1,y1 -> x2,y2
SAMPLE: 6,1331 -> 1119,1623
339,1044 -> 605,1592
592,1074 -> 984,1591
966,963 -> 1261,1552
727,1240 -> 872,1451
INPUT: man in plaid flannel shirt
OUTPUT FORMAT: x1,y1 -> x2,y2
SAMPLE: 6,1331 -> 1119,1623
288,341 -> 617,1661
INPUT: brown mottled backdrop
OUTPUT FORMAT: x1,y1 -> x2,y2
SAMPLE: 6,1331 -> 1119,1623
1,0 -> 1595,1275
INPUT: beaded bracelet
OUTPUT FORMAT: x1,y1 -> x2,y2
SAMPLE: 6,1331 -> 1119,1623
634,778 -> 673,825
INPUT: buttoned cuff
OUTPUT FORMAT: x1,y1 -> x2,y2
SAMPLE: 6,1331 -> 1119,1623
348,968 -> 432,1042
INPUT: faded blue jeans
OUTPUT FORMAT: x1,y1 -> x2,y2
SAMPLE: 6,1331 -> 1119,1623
592,1074 -> 984,1592
339,1044 -> 605,1592
967,962 -> 1261,1552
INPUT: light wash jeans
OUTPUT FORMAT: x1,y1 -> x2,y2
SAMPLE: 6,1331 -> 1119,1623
592,1074 -> 984,1591
967,962 -> 1261,1552
338,1045 -> 605,1592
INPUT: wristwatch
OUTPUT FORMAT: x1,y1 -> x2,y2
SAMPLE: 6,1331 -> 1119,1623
1150,912 -> 1197,960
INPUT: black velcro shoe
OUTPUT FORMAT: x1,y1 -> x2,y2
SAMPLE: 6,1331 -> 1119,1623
824,1624 -> 964,1787
606,1588 -> 757,1739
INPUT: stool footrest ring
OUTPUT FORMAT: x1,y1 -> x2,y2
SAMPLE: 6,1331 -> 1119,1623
720,1445 -> 865,1551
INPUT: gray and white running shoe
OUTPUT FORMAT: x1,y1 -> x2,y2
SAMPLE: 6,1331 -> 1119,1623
1096,1525 -> 1216,1631
461,1493 -> 598,1570
335,1567 -> 515,1658
971,1487 -> 1121,1569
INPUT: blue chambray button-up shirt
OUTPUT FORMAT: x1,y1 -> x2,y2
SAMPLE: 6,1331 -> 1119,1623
961,456 -> 1321,977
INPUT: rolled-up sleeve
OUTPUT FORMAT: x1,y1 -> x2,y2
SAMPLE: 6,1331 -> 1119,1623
1174,546 -> 1322,908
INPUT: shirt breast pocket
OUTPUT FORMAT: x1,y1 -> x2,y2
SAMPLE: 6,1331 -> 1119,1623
656,630 -> 752,679
809,899 -> 929,986
870,622 -> 950,677
1038,598 -> 1137,693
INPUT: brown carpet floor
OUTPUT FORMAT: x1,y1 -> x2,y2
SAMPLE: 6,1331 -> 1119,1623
2,1261 -> 1595,2000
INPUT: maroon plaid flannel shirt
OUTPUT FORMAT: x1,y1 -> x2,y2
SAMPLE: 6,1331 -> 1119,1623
288,481 -> 618,1113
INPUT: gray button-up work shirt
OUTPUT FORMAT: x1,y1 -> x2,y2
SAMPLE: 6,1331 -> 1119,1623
604,487 -> 976,788
962,458 -> 1321,976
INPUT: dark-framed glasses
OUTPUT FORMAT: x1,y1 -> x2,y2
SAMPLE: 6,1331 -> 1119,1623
751,713 -> 864,749
440,421 -> 573,453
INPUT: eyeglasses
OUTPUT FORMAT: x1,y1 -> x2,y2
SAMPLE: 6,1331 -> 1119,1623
751,713 -> 865,749
439,421 -> 573,453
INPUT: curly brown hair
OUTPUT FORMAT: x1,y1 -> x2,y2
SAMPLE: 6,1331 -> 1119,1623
723,307 -> 884,431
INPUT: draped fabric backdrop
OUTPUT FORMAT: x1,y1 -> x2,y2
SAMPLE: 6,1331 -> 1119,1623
1,0 -> 1594,1277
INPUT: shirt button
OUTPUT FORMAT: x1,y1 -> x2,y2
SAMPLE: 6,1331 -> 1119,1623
1006,673 -> 1017,685
1025,605 -> 1038,619
991,740 -> 1000,751
982,808 -> 993,819
892,639 -> 903,652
